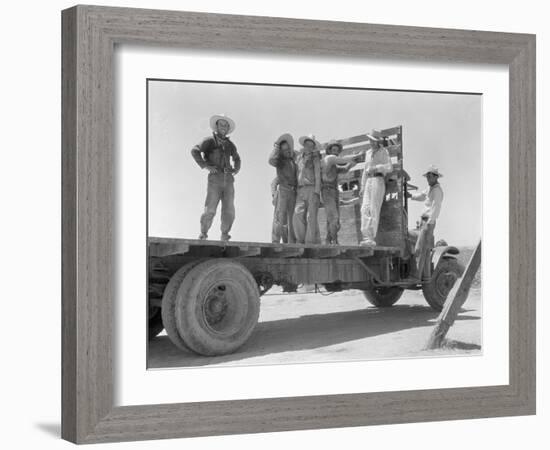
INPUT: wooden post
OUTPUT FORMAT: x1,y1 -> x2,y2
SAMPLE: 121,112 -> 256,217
426,240 -> 482,349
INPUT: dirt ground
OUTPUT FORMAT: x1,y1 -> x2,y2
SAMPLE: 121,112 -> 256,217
148,286 -> 482,369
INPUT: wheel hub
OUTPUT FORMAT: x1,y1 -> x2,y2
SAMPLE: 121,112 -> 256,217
204,284 -> 230,327
435,271 -> 458,297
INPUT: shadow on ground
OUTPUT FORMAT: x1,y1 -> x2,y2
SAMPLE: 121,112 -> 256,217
441,339 -> 482,351
148,304 -> 479,368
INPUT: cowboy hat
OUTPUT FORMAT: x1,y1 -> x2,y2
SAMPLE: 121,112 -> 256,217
366,129 -> 383,142
298,134 -> 321,149
209,114 -> 236,134
325,139 -> 343,153
422,165 -> 443,177
275,133 -> 294,151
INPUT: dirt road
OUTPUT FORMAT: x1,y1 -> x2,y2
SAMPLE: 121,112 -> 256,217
148,287 -> 481,369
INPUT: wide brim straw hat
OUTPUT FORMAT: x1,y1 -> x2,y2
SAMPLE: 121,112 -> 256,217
366,128 -> 383,142
325,139 -> 343,153
298,134 -> 321,149
422,165 -> 443,177
276,133 -> 294,151
209,114 -> 236,134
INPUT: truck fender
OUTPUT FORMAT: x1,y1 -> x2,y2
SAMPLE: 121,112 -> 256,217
431,245 -> 459,269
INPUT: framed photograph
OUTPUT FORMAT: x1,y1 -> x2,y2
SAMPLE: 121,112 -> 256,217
62,5 -> 535,444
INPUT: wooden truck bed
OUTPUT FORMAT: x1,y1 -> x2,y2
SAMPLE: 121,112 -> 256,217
149,237 -> 402,259
148,237 -> 405,293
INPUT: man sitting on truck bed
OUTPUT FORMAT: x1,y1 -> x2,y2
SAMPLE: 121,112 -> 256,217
268,133 -> 298,243
191,114 -> 241,242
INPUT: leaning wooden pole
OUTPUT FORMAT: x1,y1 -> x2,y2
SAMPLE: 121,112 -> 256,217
426,240 -> 482,349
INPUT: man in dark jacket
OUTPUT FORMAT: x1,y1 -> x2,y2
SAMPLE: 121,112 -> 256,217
268,133 -> 298,243
320,140 -> 360,244
293,134 -> 322,244
191,114 -> 241,241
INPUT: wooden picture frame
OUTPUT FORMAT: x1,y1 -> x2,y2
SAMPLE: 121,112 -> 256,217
61,5 -> 536,444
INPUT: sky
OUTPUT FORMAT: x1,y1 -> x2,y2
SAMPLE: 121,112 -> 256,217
148,80 -> 482,247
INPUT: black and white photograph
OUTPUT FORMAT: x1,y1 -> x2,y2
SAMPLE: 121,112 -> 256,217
146,79 -> 482,369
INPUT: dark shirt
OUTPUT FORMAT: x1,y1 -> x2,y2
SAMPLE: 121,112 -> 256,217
191,133 -> 241,172
268,147 -> 298,188
296,150 -> 321,192
321,158 -> 338,188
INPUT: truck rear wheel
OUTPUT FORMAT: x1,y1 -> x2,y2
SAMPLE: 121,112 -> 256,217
161,260 -> 204,351
362,286 -> 404,307
422,258 -> 463,311
174,259 -> 260,356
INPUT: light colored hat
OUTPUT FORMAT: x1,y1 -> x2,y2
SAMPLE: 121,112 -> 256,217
298,134 -> 321,149
423,165 -> 443,177
325,139 -> 343,153
366,129 -> 383,142
275,133 -> 294,151
209,114 -> 236,134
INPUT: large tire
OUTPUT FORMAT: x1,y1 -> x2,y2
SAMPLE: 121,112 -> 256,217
422,257 -> 464,311
174,259 -> 260,356
148,306 -> 164,340
161,260 -> 204,351
362,286 -> 404,307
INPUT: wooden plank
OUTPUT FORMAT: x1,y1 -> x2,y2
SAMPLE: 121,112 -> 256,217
149,243 -> 190,257
373,246 -> 403,255
343,247 -> 374,257
320,134 -> 369,148
147,236 -> 402,255
380,126 -> 402,137
337,163 -> 402,184
261,247 -> 305,258
426,240 -> 482,349
339,148 -> 402,162
303,247 -> 343,258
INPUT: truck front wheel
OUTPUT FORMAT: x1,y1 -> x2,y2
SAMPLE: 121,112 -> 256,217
161,260 -> 205,351
362,286 -> 404,307
174,259 -> 260,356
422,258 -> 464,311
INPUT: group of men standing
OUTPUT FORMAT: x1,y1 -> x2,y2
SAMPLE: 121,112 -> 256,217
269,133 -> 359,245
191,113 -> 444,251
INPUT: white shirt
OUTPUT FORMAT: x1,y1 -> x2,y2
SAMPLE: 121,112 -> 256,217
411,183 -> 444,224
364,147 -> 392,174
361,147 -> 393,188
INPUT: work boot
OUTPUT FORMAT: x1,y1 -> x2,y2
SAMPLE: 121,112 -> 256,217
220,233 -> 231,242
198,232 -> 208,240
360,239 -> 376,247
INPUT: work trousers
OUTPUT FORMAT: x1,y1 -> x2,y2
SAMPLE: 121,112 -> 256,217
272,185 -> 297,243
322,185 -> 340,244
293,185 -> 320,244
200,172 -> 235,235
360,177 -> 385,243
413,220 -> 436,278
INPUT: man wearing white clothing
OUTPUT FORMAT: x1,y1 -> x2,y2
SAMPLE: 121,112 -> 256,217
359,130 -> 393,247
410,165 -> 444,226
408,165 -> 444,277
